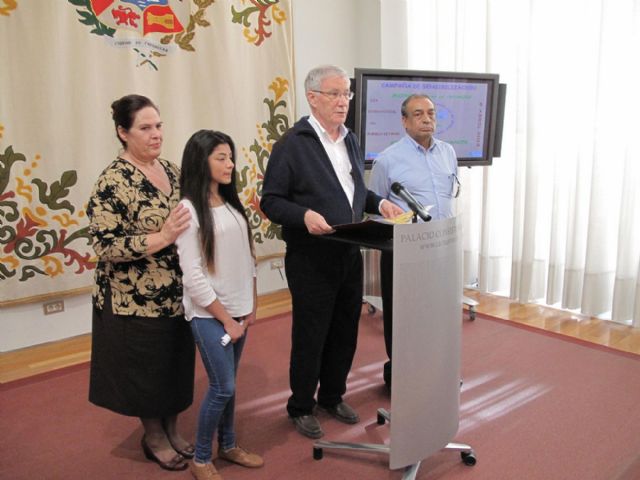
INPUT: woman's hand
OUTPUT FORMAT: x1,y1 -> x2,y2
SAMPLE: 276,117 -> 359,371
224,319 -> 246,343
160,203 -> 191,244
242,310 -> 257,326
146,203 -> 191,255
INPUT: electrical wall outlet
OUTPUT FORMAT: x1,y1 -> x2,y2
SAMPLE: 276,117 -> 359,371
43,300 -> 65,315
270,259 -> 284,270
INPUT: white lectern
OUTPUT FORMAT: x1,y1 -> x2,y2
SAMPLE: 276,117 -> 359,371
313,217 -> 476,479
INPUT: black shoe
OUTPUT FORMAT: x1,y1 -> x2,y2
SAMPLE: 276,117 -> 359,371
290,414 -> 324,439
383,360 -> 392,388
318,402 -> 360,424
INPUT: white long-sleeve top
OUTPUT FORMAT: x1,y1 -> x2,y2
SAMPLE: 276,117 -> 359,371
176,199 -> 255,321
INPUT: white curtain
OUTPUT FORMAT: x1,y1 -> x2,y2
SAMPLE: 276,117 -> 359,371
406,0 -> 640,326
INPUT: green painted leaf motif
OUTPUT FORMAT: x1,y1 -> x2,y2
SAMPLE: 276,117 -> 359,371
0,146 -> 27,195
97,22 -> 116,36
0,261 -> 17,280
248,139 -> 270,175
236,165 -> 250,191
231,5 -> 258,27
16,230 -> 59,260
20,265 -> 45,282
181,32 -> 196,46
262,99 -> 289,143
68,0 -> 115,37
195,0 -> 215,8
64,225 -> 92,246
32,170 -> 77,213
0,223 -> 16,243
266,222 -> 282,240
77,10 -> 93,21
0,200 -> 19,223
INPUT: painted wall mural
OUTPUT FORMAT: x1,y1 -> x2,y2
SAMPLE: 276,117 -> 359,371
0,141 -> 95,285
0,0 -> 293,305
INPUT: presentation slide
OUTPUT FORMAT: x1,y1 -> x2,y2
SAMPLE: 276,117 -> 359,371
364,79 -> 489,161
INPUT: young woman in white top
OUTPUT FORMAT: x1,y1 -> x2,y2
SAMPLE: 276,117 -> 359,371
176,130 -> 263,480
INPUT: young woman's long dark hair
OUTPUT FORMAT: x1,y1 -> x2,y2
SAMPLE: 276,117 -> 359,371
179,130 -> 253,272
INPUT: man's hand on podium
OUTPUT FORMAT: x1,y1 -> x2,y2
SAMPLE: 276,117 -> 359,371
379,199 -> 405,219
304,209 -> 335,235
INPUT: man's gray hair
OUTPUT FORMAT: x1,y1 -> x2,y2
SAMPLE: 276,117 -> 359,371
304,65 -> 349,92
401,94 -> 435,117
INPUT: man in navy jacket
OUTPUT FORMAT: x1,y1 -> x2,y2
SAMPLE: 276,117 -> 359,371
261,65 -> 402,439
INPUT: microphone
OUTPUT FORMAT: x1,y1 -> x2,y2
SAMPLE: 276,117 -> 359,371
390,182 -> 431,222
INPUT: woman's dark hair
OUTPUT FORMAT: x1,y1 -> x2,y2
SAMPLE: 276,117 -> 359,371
179,129 -> 253,272
111,94 -> 159,149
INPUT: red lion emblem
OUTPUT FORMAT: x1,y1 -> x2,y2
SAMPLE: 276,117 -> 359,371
112,5 -> 140,28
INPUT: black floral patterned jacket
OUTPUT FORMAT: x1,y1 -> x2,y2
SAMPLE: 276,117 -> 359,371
87,157 -> 183,317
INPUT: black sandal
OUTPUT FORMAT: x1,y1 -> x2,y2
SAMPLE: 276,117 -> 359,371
169,440 -> 195,459
141,436 -> 188,471
162,417 -> 195,459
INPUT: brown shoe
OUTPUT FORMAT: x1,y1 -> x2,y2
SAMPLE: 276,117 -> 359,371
189,461 -> 222,480
218,446 -> 264,468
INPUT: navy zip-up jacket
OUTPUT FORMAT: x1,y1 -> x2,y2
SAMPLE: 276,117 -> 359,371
260,117 -> 383,249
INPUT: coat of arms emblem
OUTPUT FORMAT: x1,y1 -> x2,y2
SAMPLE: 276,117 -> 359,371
89,0 -> 189,36
69,0 -> 214,69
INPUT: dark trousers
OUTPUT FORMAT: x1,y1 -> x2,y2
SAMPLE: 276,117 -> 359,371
380,250 -> 394,385
284,244 -> 363,417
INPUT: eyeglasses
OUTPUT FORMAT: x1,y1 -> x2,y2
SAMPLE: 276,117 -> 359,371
311,90 -> 354,101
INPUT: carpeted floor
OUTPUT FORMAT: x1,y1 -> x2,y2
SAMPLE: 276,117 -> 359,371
2,311 -> 640,480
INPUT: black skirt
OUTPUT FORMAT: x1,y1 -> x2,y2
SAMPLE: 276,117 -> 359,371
89,295 -> 195,418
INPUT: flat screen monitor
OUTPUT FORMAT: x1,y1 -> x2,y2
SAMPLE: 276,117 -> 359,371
355,68 -> 502,167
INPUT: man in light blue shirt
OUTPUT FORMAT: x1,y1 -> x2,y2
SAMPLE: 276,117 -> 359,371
369,93 -> 459,388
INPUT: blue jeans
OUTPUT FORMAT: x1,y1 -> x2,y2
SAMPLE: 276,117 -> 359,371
190,317 -> 246,463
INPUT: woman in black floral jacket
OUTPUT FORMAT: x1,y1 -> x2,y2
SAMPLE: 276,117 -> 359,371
87,94 -> 195,472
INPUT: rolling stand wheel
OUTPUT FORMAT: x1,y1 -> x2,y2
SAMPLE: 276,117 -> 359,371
463,296 -> 478,321
313,446 -> 323,460
377,412 -> 386,425
461,451 -> 477,466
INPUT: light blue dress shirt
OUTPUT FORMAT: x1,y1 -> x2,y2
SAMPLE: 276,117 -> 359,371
369,135 -> 458,221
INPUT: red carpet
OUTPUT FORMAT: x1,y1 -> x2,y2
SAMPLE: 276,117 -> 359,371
2,311 -> 640,479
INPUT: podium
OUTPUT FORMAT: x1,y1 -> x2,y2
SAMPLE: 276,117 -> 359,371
312,217 -> 476,478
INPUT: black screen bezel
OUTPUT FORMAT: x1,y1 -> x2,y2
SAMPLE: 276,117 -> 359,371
354,68 -> 500,168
